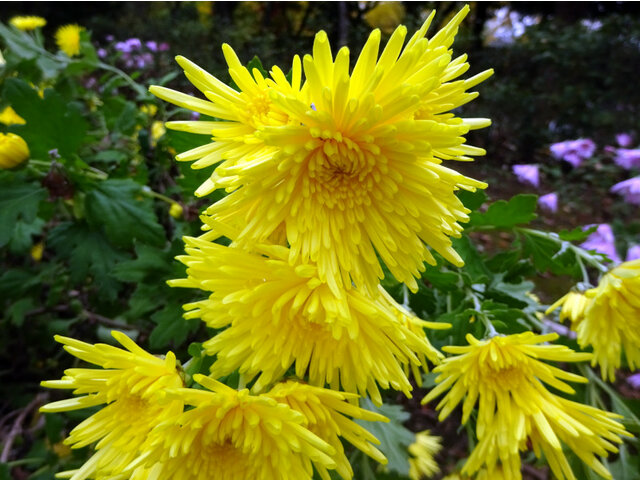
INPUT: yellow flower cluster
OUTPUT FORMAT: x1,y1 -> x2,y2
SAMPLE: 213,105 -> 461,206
10,15 -> 46,31
423,332 -> 631,479
548,259 -> 640,380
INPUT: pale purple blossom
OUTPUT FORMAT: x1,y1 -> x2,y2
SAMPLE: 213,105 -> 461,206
611,176 -> 640,205
105,34 -> 114,42
97,48 -> 107,58
628,373 -> 640,389
512,164 -> 539,187
580,224 -> 621,263
626,245 -> 640,261
538,192 -> 558,213
159,42 -> 170,51
145,41 -> 158,52
616,133 -> 633,148
550,138 -> 596,167
191,111 -> 200,120
613,148 -> 640,170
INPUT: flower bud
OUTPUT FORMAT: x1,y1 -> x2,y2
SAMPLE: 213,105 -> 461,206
0,132 -> 29,169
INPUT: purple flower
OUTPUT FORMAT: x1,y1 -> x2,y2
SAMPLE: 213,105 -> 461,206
512,164 -> 539,187
97,48 -> 107,58
626,245 -> 640,261
126,38 -> 142,50
580,224 -> 621,263
115,41 -> 131,53
538,192 -> 558,213
145,41 -> 158,52
616,133 -> 633,148
159,42 -> 170,52
628,373 -> 640,389
105,34 -> 114,42
613,148 -> 640,169
550,138 -> 596,167
611,176 -> 640,205
191,111 -> 200,120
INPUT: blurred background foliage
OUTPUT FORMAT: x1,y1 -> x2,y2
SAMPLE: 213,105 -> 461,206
1,2 -> 640,479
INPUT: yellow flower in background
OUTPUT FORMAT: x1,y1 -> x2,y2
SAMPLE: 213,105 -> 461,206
265,381 -> 388,479
169,202 -> 183,218
55,24 -> 83,57
128,374 -> 337,480
30,241 -> 44,262
408,430 -> 442,480
546,290 -> 590,326
150,120 -> 166,147
170,229 -> 447,404
0,132 -> 29,169
10,15 -> 46,31
139,104 -> 158,117
151,5 -> 491,297
40,332 -> 184,480
363,2 -> 406,34
423,332 -> 631,480
0,106 -> 26,125
561,260 -> 640,381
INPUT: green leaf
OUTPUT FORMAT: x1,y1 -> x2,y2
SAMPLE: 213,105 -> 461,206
112,243 -> 173,282
6,297 -> 36,326
85,179 -> 165,248
558,225 -> 597,242
149,301 -> 199,349
469,194 -> 538,228
356,399 -> 414,476
0,177 -> 47,247
8,217 -> 45,253
48,222 -> 128,300
3,78 -> 88,159
457,189 -> 488,212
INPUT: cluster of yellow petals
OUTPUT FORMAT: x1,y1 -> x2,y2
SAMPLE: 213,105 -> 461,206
9,15 -> 46,31
408,430 -> 442,480
0,132 -> 29,169
0,106 -> 26,126
548,259 -> 640,381
55,24 -> 83,57
170,228 -> 447,404
151,5 -> 491,296
423,332 -> 631,480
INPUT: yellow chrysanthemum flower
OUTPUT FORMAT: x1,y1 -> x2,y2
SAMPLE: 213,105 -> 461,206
170,229 -> 448,404
128,374 -> 337,480
265,381 -> 388,479
408,430 -> 442,480
151,5 -> 491,296
0,132 -> 29,169
40,332 -> 184,480
0,106 -> 26,126
10,15 -> 46,31
169,202 -> 183,218
55,24 -> 83,57
422,332 -> 631,480
549,260 -> 640,381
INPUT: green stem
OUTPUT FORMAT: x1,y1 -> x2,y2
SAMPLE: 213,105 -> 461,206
141,186 -> 175,205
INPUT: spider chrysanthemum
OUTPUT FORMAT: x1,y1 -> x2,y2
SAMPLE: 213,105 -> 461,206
170,230 -> 448,404
265,381 -> 388,479
127,375 -> 337,480
40,332 -> 184,480
422,332 -> 631,480
408,430 -> 442,480
549,260 -> 640,381
151,5 -> 491,295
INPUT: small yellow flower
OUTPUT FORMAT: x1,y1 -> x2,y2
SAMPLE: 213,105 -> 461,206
31,241 -> 44,262
40,332 -> 185,480
150,120 -> 166,147
140,104 -> 158,117
408,430 -> 442,480
55,24 -> 83,57
423,332 -> 631,480
10,16 -> 46,31
169,202 -> 183,219
0,132 -> 29,169
0,106 -> 26,126
549,260 -> 640,381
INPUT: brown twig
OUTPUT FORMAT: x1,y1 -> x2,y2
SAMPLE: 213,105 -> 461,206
0,393 -> 48,463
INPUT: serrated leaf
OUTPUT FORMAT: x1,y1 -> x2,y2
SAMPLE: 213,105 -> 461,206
6,297 -> 36,326
356,399 -> 414,476
0,177 -> 47,247
149,301 -> 199,349
112,243 -> 173,282
559,225 -> 597,242
8,217 -> 45,253
48,222 -> 128,300
85,179 -> 165,247
469,194 -> 538,228
3,78 -> 88,159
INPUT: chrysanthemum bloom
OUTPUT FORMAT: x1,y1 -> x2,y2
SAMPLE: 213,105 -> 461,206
0,132 -> 29,169
265,380 -> 388,479
152,6 -> 491,295
551,260 -> 640,381
40,332 -> 184,480
422,332 -> 631,480
408,430 -> 442,480
170,231 -> 447,404
127,374 -> 337,480
0,106 -> 26,126
55,24 -> 83,57
9,15 -> 46,31
611,176 -> 640,205
546,290 -> 590,326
